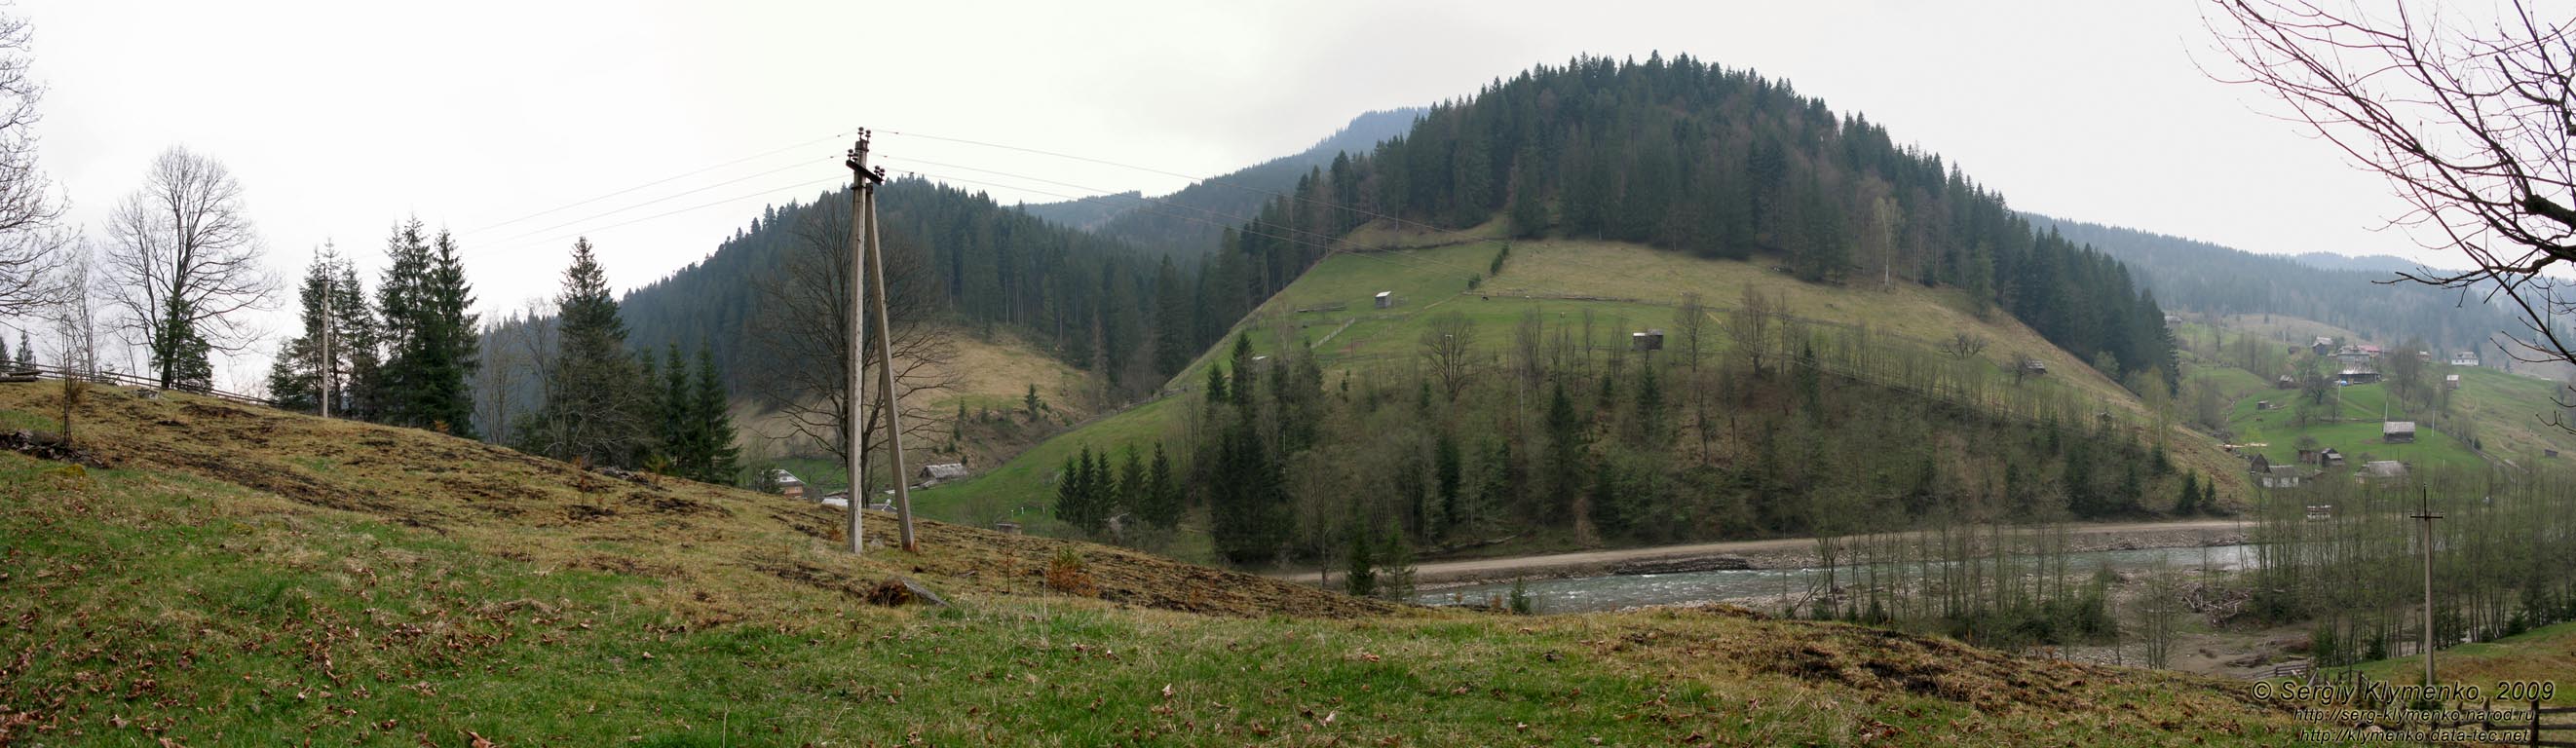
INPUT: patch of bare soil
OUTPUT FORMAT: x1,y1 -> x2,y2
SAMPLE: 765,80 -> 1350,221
0,430 -> 110,468
1743,620 -> 2094,712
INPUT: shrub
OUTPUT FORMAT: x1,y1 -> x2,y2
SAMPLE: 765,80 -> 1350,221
1045,548 -> 1098,598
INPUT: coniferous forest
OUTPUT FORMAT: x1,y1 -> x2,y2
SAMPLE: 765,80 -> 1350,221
1219,55 -> 2177,389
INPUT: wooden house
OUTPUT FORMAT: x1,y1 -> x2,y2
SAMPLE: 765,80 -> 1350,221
1630,329 -> 1664,352
919,462 -> 969,485
2383,421 -> 2416,444
772,469 -> 807,500
1373,291 -> 1392,309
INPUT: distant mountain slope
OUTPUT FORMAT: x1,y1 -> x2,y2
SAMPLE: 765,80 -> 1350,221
2024,213 -> 2518,352
2290,250 -> 2450,275
1014,190 -> 1143,232
1016,108 -> 1423,255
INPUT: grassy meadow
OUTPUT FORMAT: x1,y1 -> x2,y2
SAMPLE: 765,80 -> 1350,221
0,383 -> 2312,746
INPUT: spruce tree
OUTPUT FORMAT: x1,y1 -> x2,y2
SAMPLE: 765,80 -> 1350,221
376,219 -> 433,425
1345,521 -> 1378,597
2176,471 -> 2200,515
330,264 -> 385,421
657,344 -> 690,474
265,247 -> 346,412
691,347 -> 741,485
417,230 -> 481,434
1543,381 -> 1585,522
11,330 -> 23,368
1117,446 -> 1145,527
522,238 -> 652,467
1055,451 -> 1087,532
1151,257 -> 1193,379
1143,442 -> 1180,529
1228,334 -> 1257,408
1434,430 -> 1462,540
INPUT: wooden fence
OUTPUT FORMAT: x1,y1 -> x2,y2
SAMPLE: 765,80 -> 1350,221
2439,698 -> 2576,747
0,363 -> 277,409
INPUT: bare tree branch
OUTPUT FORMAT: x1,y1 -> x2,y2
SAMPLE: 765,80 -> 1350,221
0,9 -> 65,317
98,146 -> 277,388
748,194 -> 959,481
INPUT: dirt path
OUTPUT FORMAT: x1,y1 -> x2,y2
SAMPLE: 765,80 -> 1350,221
1318,518 -> 2251,587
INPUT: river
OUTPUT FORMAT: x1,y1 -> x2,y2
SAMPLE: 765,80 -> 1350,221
1416,542 -> 2258,614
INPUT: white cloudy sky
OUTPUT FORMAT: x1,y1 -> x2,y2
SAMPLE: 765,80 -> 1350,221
18,0 -> 2446,387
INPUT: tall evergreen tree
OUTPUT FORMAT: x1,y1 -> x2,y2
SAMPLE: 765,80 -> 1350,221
266,246 -> 349,412
656,344 -> 690,474
331,263 -> 385,421
519,238 -> 652,467
1433,430 -> 1463,540
1117,446 -> 1146,526
689,347 -> 741,485
417,230 -> 481,434
1055,450 -> 1089,532
1543,381 -> 1585,523
1142,442 -> 1181,529
376,219 -> 433,424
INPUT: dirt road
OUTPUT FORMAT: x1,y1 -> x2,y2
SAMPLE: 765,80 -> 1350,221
1322,518 -> 2251,588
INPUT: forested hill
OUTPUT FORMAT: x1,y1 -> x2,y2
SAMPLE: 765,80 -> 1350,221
616,178 -> 1193,394
1017,108 -> 1423,256
2023,213 -> 2519,352
1207,55 -> 2176,388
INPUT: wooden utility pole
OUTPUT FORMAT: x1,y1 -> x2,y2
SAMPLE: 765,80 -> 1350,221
319,271 -> 331,419
840,129 -> 918,554
844,131 -> 880,555
865,183 -> 920,551
2411,487 -> 2441,692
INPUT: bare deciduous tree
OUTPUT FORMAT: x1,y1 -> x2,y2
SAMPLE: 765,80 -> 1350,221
2206,1 -> 2576,416
1941,331 -> 1989,360
1673,292 -> 1710,374
748,196 -> 957,474
100,146 -> 275,389
0,10 -> 66,317
44,238 -> 97,379
1419,311 -> 1478,398
1725,283 -> 1783,377
474,310 -> 531,446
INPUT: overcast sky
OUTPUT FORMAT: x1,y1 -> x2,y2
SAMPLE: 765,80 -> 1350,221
19,0 -> 2443,388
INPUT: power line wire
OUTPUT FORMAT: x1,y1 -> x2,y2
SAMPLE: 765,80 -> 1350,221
475,159 -> 830,248
459,129 -> 852,237
475,174 -> 850,258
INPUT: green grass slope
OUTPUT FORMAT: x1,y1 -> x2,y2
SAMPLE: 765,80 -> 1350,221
923,224 -> 2253,544
0,384 -> 2308,745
